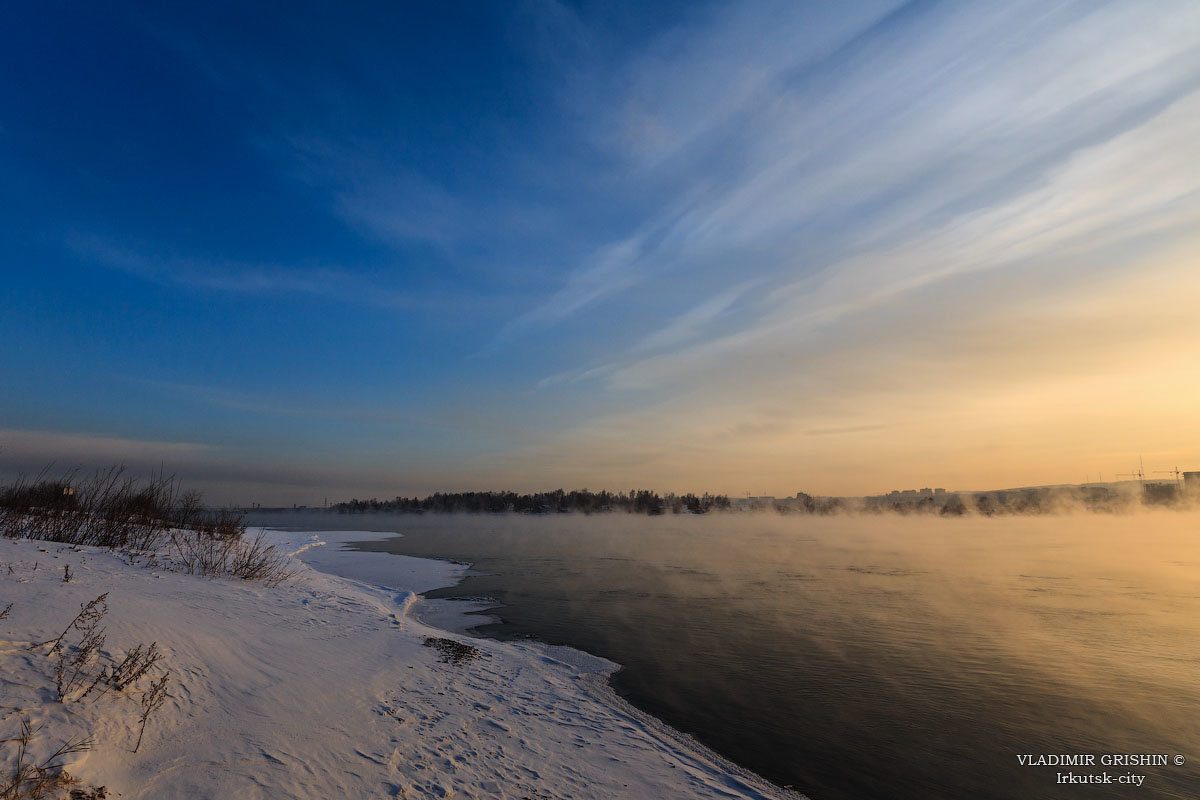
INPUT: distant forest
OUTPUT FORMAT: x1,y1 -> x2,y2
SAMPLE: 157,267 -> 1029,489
327,482 -> 1199,517
332,489 -> 732,515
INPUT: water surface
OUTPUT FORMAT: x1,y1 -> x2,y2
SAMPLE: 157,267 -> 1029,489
251,510 -> 1200,800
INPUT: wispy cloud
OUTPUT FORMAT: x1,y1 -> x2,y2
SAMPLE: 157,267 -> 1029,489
0,427 -> 400,505
610,85 -> 1200,393
803,424 -> 888,438
633,279 -> 759,353
68,234 -> 423,309
500,0 -> 1200,346
16,2 -> 1200,498
0,428 -> 213,467
537,363 -> 619,390
138,378 -> 450,429
278,135 -> 475,249
483,1 -> 1200,492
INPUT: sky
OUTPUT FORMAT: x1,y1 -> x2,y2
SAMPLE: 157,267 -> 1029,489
2,0 -> 1200,504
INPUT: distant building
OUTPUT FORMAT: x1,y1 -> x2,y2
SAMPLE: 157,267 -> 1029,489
1143,482 -> 1179,505
733,496 -> 776,510
884,488 -> 944,500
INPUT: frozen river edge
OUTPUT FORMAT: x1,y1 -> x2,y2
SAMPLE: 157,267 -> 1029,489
0,528 -> 804,799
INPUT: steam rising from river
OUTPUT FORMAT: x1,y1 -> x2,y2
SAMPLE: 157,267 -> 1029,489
259,509 -> 1200,799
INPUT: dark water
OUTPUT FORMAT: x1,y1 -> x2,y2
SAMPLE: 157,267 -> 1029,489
249,511 -> 1200,800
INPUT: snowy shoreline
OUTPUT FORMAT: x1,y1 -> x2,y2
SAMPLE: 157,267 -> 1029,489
1,529 -> 805,799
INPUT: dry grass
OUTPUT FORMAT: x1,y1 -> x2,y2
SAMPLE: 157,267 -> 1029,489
27,595 -> 168,708
0,719 -> 91,800
5,596 -> 174,787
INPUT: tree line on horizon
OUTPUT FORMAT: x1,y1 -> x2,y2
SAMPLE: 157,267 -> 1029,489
332,488 -> 733,515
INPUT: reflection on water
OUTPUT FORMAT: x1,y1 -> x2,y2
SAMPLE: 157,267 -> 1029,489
252,510 -> 1200,800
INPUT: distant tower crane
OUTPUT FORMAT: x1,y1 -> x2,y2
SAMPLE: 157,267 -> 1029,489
1116,460 -> 1146,488
1153,467 -> 1183,489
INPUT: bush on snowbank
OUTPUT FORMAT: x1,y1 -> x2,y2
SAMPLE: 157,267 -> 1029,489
0,469 -> 293,585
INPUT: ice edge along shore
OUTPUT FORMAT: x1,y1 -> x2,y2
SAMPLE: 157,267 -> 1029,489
0,527 -> 803,799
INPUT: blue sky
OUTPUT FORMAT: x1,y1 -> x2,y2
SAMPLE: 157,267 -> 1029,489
3,1 -> 1200,503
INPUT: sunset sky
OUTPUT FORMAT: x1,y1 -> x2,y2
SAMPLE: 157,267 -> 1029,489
3,1 -> 1200,503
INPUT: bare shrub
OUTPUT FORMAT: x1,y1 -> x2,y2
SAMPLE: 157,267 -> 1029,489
165,521 -> 240,578
0,467 -> 76,543
1,468 -> 205,552
225,531 -> 295,586
72,468 -> 178,551
2,468 -> 293,585
166,527 -> 295,586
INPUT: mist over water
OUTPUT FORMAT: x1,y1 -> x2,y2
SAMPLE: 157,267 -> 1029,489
254,510 -> 1200,800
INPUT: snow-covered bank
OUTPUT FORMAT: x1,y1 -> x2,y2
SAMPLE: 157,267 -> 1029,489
1,532 -> 804,799
260,529 -> 501,634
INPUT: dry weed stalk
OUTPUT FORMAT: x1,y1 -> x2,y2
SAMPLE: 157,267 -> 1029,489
54,621 -> 106,704
132,673 -> 169,753
0,718 -> 92,800
26,595 -> 164,705
106,643 -> 162,694
30,595 -> 108,655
